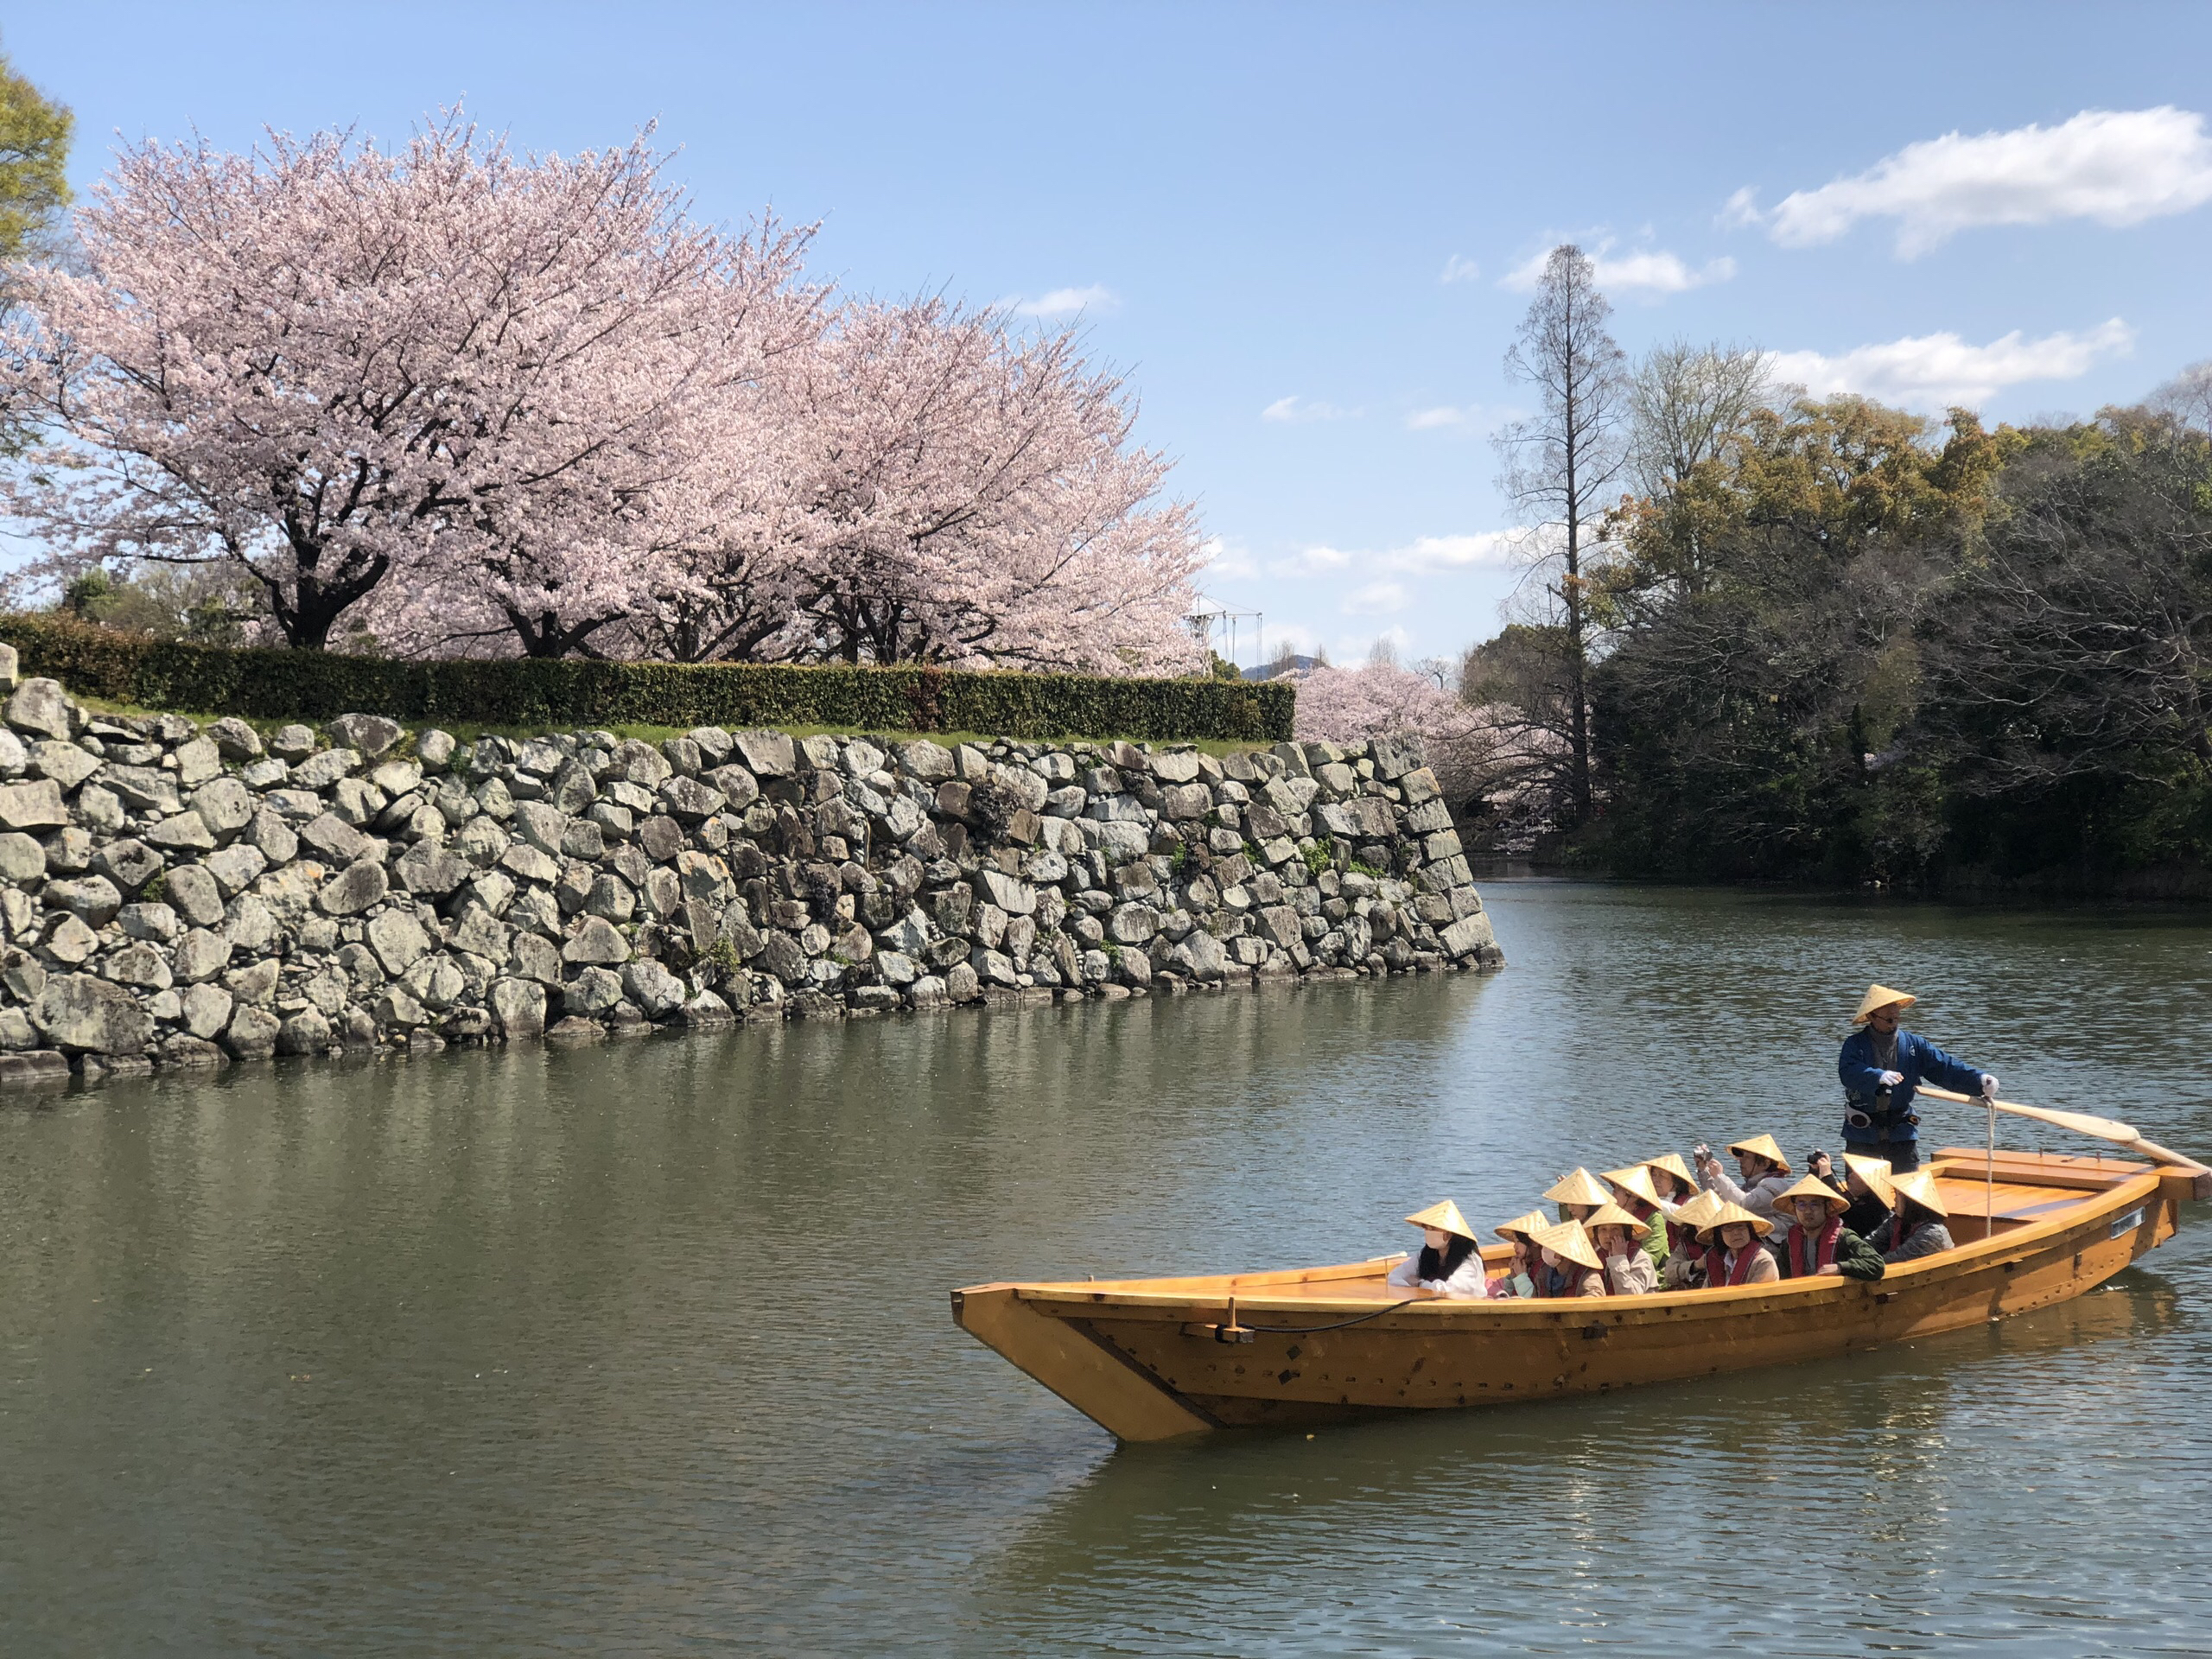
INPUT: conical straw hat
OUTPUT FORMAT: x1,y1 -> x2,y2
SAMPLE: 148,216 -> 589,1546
1697,1199 -> 1776,1242
1853,983 -> 1916,1025
1405,1198 -> 1478,1241
1841,1154 -> 1898,1211
1585,1201 -> 1647,1235
1642,1152 -> 1697,1191
1891,1169 -> 1950,1217
1495,1209 -> 1550,1243
1530,1217 -> 1600,1273
1602,1165 -> 1664,1210
1543,1167 -> 1613,1207
1669,1190 -> 1725,1231
1778,1174 -> 1849,1216
1724,1134 -> 1792,1173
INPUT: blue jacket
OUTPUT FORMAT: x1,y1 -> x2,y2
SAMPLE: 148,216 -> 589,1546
1837,1027 -> 1986,1144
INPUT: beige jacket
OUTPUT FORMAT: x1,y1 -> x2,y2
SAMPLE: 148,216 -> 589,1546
1600,1249 -> 1658,1295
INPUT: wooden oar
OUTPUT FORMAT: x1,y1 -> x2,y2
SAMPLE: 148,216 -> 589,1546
1916,1083 -> 2209,1174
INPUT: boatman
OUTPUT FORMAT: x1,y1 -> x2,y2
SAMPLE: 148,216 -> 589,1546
1839,984 -> 1998,1175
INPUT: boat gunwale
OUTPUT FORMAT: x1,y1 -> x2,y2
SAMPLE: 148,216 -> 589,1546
965,1163 -> 2172,1324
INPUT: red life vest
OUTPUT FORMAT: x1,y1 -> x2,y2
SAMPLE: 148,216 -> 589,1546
1789,1218 -> 1842,1277
1538,1261 -> 1600,1298
1721,1244 -> 1767,1286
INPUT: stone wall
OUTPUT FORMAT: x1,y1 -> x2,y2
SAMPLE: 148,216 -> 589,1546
0,658 -> 1503,1088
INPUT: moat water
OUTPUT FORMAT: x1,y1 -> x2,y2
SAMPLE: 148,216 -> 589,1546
4,879 -> 2209,1655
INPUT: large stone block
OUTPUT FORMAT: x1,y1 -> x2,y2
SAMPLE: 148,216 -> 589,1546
291,747 -> 360,791
490,976 -> 548,1037
1369,734 -> 1424,779
32,973 -> 155,1054
102,765 -> 182,815
976,869 -> 1036,916
327,714 -> 404,758
0,831 -> 42,882
512,800 -> 569,856
181,982 -> 234,1039
1438,914 -> 1497,958
87,838 -> 160,893
171,928 -> 231,984
561,915 -> 630,965
32,741 -> 100,792
367,909 -> 433,975
1160,783 -> 1211,821
316,859 -> 389,916
5,679 -> 73,741
621,958 -> 685,1017
658,775 -> 727,823
276,1008 -> 333,1055
734,730 -> 795,778
47,874 -> 123,927
145,811 -> 218,853
561,966 -> 624,1015
394,841 -> 468,897
0,777 -> 69,830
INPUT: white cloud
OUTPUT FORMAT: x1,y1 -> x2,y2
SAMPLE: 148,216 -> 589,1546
1342,581 -> 1408,615
1380,531 -> 1521,573
1267,544 -> 1355,576
1757,107 -> 2212,257
1439,253 -> 1482,283
1198,536 -> 1258,582
1262,395 -> 1357,423
1595,249 -> 1736,294
1406,405 -> 1474,430
1767,318 -> 2135,410
1503,238 -> 1733,296
1013,284 -> 1118,317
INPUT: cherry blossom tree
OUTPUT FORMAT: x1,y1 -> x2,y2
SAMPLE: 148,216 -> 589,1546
3,116 -> 1205,677
1294,656 -> 1502,804
772,296 -> 1206,674
1,114 -> 813,652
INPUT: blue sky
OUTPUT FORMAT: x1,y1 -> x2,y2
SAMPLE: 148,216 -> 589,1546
10,2 -> 2212,667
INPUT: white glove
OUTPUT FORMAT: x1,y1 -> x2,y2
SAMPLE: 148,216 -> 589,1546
1878,1070 -> 1904,1087
1980,1074 -> 1999,1097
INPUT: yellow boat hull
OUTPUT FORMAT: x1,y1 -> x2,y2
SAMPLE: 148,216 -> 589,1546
952,1149 -> 2200,1441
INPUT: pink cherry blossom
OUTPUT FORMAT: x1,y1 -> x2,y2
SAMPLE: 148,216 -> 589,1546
1293,661 -> 1500,802
1,114 -> 1206,677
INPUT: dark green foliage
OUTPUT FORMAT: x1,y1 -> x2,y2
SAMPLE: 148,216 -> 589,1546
1586,404 -> 2212,893
0,614 -> 1294,742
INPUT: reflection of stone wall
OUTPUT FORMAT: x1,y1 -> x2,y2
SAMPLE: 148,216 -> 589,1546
0,655 -> 1503,1087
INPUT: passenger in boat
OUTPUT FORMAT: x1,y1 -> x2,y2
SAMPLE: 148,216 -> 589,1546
1600,1164 -> 1671,1273
1385,1199 -> 1493,1298
1662,1191 -> 1726,1289
1774,1175 -> 1886,1281
1839,984 -> 2000,1175
1839,1153 -> 1900,1238
1544,1167 -> 1613,1224
1694,1135 -> 1796,1228
1529,1217 -> 1607,1298
1586,1203 -> 1659,1294
1871,1170 -> 1957,1263
1699,1201 -> 1781,1286
1639,1153 -> 1700,1209
1492,1211 -> 1549,1298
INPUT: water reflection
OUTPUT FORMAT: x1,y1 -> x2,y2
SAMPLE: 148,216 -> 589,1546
2,879 -> 2209,1656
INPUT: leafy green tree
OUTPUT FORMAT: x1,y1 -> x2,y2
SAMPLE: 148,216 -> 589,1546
1590,397 -> 2005,882
0,42 -> 71,263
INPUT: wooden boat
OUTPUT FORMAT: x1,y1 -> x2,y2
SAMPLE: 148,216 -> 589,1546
952,1147 -> 2210,1441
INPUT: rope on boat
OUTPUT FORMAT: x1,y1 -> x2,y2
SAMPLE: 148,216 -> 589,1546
1235,1297 -> 1427,1334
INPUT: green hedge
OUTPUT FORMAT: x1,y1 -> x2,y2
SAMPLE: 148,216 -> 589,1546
0,615 -> 1294,743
